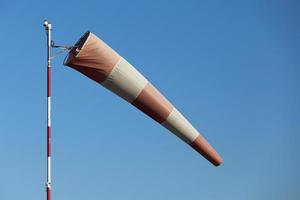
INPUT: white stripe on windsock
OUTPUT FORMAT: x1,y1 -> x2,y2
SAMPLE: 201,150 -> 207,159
101,57 -> 148,103
162,108 -> 199,144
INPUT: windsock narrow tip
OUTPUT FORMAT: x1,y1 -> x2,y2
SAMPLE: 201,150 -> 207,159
190,135 -> 223,167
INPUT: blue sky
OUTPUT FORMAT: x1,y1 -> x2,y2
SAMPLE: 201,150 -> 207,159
0,0 -> 299,199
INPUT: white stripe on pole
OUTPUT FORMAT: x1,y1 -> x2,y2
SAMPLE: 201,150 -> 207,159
47,97 -> 51,126
47,157 -> 51,183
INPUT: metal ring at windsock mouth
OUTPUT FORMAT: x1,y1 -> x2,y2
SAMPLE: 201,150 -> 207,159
70,31 -> 91,55
63,31 -> 91,66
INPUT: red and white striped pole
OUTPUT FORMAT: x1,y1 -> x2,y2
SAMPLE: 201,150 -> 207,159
43,20 -> 52,200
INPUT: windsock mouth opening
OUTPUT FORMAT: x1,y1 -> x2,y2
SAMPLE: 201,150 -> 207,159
63,31 -> 91,66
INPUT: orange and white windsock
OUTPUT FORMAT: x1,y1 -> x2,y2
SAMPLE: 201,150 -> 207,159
64,32 -> 223,166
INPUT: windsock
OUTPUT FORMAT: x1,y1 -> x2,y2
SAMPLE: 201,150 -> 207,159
64,32 -> 223,166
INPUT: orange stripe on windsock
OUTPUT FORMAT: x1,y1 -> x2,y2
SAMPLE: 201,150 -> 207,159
191,135 -> 223,166
132,83 -> 173,123
64,32 -> 120,83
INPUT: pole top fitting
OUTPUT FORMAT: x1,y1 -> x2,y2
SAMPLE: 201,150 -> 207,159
43,20 -> 52,30
45,182 -> 51,189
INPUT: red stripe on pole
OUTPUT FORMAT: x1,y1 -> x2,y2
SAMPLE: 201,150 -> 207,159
47,187 -> 51,200
47,66 -> 51,97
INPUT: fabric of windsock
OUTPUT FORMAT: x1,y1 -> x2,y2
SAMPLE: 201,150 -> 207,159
64,31 -> 223,166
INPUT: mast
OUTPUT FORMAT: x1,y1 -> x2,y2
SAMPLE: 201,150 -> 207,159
43,20 -> 52,200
